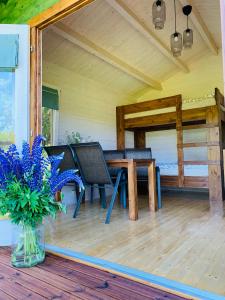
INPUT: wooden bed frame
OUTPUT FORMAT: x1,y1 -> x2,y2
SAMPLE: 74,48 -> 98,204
116,88 -> 225,215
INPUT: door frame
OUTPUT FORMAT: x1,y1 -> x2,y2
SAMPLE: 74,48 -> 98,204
28,0 -> 94,142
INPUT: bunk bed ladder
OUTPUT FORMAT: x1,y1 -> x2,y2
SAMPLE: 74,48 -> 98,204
176,96 -> 184,187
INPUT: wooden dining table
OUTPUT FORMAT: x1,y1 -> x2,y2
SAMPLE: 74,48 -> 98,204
106,159 -> 157,221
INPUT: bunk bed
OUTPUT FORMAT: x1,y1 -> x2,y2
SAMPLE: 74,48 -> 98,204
116,88 -> 225,215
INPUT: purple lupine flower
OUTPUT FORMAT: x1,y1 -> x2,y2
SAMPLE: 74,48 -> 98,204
0,135 -> 83,197
7,144 -> 22,179
49,153 -> 64,177
50,169 -> 83,194
21,141 -> 32,174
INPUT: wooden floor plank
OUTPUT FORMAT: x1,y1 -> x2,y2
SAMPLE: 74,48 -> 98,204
0,247 -> 188,300
0,272 -> 43,300
37,259 -> 151,300
0,262 -> 75,299
45,254 -> 185,300
0,252 -> 116,300
0,289 -> 15,300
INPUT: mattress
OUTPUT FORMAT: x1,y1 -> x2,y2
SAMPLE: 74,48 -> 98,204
156,162 -> 208,176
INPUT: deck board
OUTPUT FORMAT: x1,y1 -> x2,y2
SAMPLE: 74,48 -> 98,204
0,247 -> 189,300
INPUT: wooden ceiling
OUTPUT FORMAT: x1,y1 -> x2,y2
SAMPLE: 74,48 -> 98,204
43,0 -> 221,97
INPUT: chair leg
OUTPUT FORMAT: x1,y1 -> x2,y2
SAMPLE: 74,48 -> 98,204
120,185 -> 123,206
156,167 -> 162,209
73,188 -> 85,218
82,190 -> 85,204
75,184 -> 79,200
120,173 -> 127,209
99,185 -> 107,209
122,181 -> 127,208
105,171 -> 122,224
90,185 -> 94,204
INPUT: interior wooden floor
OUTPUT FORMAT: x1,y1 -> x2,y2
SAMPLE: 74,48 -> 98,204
45,190 -> 225,296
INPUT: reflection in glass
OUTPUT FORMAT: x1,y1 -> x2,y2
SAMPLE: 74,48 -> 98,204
42,107 -> 53,146
0,71 -> 15,148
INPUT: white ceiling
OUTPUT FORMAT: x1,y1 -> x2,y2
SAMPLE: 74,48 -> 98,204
43,0 -> 222,97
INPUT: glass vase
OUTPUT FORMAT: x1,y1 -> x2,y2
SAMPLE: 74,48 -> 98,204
11,222 -> 45,268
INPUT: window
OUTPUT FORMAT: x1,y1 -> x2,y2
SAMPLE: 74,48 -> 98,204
42,107 -> 53,146
0,26 -> 29,149
42,86 -> 59,146
0,71 -> 15,148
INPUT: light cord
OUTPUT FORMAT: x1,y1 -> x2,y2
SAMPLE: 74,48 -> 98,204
174,0 -> 177,33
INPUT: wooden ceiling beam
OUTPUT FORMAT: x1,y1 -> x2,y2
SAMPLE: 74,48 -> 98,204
105,0 -> 189,73
52,23 -> 162,90
179,0 -> 218,55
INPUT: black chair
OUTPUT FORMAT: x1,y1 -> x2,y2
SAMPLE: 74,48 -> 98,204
103,150 -> 126,208
44,145 -> 80,198
125,148 -> 162,209
70,142 -> 126,224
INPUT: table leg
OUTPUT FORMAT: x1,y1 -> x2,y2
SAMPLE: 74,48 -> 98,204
128,161 -> 138,220
55,191 -> 62,202
148,161 -> 157,212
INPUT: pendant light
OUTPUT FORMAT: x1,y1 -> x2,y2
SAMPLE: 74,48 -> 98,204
152,0 -> 166,30
183,5 -> 193,49
170,0 -> 182,57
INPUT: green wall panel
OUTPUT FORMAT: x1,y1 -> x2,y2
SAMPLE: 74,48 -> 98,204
0,0 -> 59,24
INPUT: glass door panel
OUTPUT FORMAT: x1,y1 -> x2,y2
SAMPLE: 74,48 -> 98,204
0,71 -> 15,148
0,25 -> 30,149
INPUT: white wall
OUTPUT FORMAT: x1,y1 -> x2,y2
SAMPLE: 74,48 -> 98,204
43,61 -> 133,149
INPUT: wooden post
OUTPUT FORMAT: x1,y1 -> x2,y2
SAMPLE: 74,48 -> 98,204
206,104 -> 224,216
176,96 -> 184,187
148,160 -> 157,211
30,27 -> 42,144
116,106 -> 125,150
134,130 -> 146,148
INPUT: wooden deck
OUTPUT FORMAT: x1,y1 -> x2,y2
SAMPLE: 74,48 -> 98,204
0,247 -> 189,300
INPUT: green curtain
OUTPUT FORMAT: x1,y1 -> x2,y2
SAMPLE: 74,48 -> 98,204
0,34 -> 19,69
42,86 -> 59,110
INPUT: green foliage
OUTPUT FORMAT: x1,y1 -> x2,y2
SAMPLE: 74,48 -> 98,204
66,131 -> 82,144
42,107 -> 52,146
0,0 -> 9,5
64,131 -> 92,145
0,176 -> 66,227
0,0 -> 59,24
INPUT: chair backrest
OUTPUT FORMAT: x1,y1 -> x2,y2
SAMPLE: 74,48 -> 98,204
44,145 -> 76,172
70,142 -> 112,185
103,150 -> 125,160
125,148 -> 152,159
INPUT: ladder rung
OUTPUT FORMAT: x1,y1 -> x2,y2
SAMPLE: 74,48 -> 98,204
182,123 -> 218,130
178,142 -> 219,148
182,161 -> 220,165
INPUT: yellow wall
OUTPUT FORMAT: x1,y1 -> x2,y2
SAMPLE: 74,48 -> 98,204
137,51 -> 224,102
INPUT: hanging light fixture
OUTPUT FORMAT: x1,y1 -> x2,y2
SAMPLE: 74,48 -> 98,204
170,0 -> 182,57
152,0 -> 166,30
182,5 -> 193,49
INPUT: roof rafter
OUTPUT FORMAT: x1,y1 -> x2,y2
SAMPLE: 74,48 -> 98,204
179,0 -> 218,55
105,0 -> 189,73
52,22 -> 162,90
